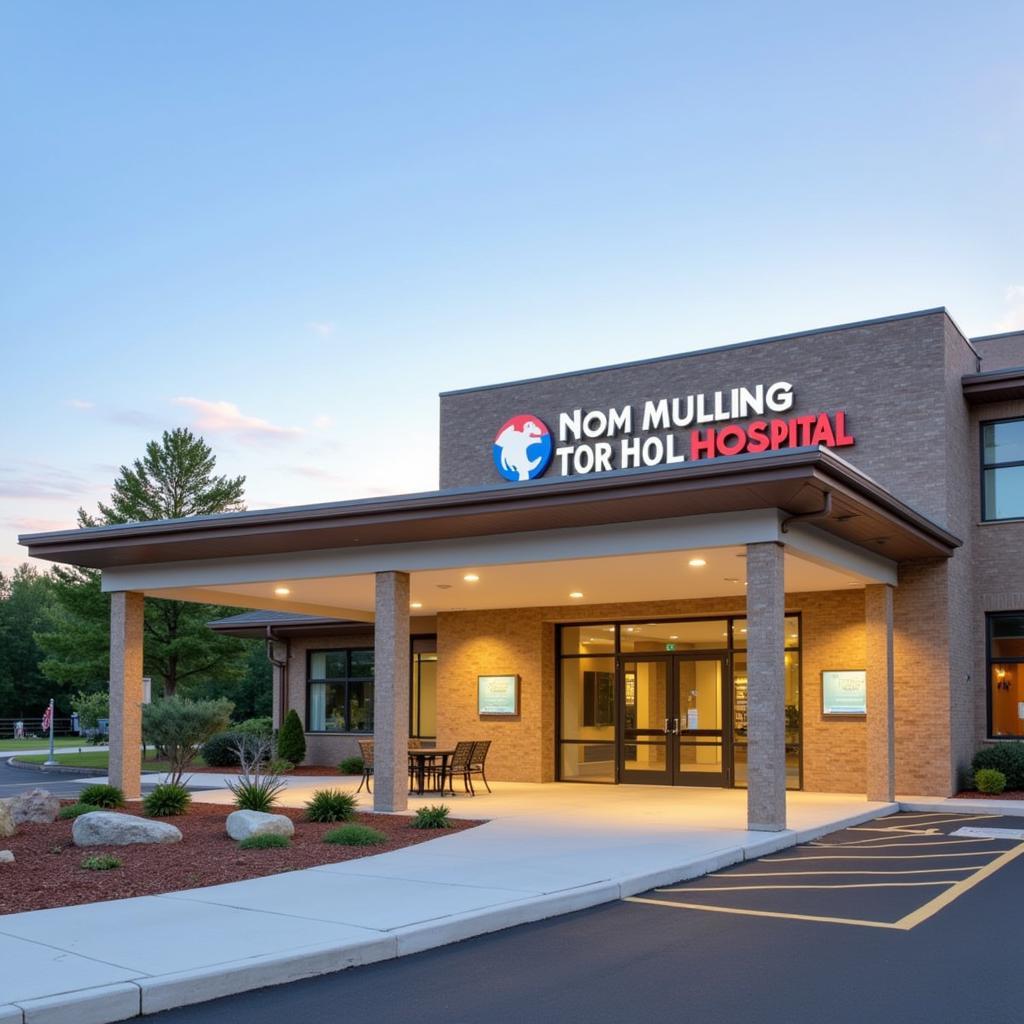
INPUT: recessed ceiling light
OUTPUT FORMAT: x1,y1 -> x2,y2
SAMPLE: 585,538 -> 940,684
669,634 -> 679,640
410,602 -> 423,609
274,587 -> 290,596
569,591 -> 584,599
688,558 -> 707,567
463,573 -> 480,582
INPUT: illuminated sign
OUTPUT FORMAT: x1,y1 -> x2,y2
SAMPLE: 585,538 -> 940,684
478,675 -> 520,716
822,670 -> 867,715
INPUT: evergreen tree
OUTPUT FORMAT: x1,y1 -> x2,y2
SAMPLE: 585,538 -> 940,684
38,429 -> 255,699
0,565 -> 57,716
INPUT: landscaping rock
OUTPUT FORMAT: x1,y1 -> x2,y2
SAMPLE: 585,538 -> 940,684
73,811 -> 183,847
226,809 -> 295,841
7,788 -> 60,825
0,801 -> 14,838
0,850 -> 13,864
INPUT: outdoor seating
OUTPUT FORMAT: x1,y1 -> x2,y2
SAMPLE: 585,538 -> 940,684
441,740 -> 479,795
356,739 -> 374,794
468,739 -> 492,793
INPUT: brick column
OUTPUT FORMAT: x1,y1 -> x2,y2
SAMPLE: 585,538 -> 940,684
865,583 -> 896,802
109,591 -> 144,801
373,571 -> 410,812
746,542 -> 786,831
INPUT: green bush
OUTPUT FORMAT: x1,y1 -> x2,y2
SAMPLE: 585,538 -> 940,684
236,716 -> 274,737
972,745 -> 1024,790
200,731 -> 243,767
78,783 -> 126,809
58,802 -> 94,820
71,690 -> 109,732
238,833 -> 290,850
143,783 -> 192,817
338,756 -> 364,775
228,775 -> 286,813
268,758 -> 295,775
305,788 -> 358,823
81,854 -> 121,870
143,696 -> 234,785
277,709 -> 306,764
411,804 -> 452,830
323,824 -> 387,846
975,768 -> 1007,794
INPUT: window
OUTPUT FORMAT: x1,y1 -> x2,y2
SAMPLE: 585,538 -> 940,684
307,649 -> 374,733
982,418 -> 1024,521
988,613 -> 1024,739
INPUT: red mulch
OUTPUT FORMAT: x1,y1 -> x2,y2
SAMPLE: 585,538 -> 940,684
955,789 -> 1024,800
184,765 -> 351,777
0,803 -> 479,916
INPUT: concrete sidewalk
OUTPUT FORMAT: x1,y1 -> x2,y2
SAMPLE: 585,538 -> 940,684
0,785 -> 898,1024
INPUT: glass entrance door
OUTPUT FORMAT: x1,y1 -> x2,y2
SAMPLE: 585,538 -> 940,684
618,653 -> 730,786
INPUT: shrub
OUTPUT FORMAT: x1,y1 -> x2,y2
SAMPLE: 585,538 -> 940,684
71,690 -> 109,732
338,757 -> 364,775
81,854 -> 121,870
236,717 -> 274,737
305,789 -> 358,823
226,735 -> 286,812
58,802 -> 94,820
277,709 -> 306,764
78,783 -> 126,809
143,783 -> 192,817
268,758 -> 295,775
239,833 -> 290,850
975,768 -> 1007,795
972,744 -> 1024,790
143,697 -> 234,785
411,804 -> 452,830
323,824 -> 387,846
200,731 -> 243,768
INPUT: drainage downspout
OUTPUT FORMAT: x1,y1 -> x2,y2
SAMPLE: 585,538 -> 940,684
780,490 -> 833,533
265,627 -> 290,730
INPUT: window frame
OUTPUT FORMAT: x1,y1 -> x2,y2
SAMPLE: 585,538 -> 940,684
986,612 -> 1024,740
980,416 -> 1024,523
306,647 -> 375,734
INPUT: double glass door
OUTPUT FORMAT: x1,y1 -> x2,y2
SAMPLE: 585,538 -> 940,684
620,653 -> 729,786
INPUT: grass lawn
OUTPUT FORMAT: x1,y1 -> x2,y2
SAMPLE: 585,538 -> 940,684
0,737 -> 100,752
15,747 -> 191,773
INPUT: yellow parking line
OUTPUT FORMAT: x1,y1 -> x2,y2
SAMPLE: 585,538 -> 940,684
625,896 -> 904,930
759,851 -> 1000,862
656,881 -> 957,894
809,838 -> 996,850
708,867 -> 978,878
849,814 -> 1000,832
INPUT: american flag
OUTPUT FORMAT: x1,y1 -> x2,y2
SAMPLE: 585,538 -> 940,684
41,702 -> 53,732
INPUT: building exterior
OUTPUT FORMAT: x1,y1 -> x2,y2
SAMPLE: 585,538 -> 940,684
20,308 -> 1024,830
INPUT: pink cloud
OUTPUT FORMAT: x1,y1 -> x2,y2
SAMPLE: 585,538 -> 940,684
173,398 -> 304,443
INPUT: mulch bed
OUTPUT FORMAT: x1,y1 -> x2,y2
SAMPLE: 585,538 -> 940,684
955,789 -> 1024,800
0,803 -> 479,916
183,765 -> 348,777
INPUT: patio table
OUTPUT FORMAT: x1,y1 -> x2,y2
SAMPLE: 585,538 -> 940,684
408,748 -> 455,795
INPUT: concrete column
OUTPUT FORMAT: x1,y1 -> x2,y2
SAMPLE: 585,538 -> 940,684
865,583 -> 896,802
745,542 -> 786,831
373,571 -> 410,812
108,591 -> 144,801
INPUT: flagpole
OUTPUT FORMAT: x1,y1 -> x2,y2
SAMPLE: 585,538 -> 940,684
44,699 -> 58,766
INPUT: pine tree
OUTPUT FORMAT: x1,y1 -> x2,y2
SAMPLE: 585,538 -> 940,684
277,709 -> 307,764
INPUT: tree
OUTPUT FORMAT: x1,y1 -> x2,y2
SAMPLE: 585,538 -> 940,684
0,565 -> 58,716
277,709 -> 307,764
38,428 -> 251,698
142,696 -> 234,785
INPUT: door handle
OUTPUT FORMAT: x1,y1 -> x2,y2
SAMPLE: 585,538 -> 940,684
672,717 -> 679,735
664,718 -> 671,735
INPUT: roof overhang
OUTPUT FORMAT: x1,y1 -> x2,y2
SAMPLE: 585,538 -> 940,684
962,368 -> 1024,405
20,446 -> 961,570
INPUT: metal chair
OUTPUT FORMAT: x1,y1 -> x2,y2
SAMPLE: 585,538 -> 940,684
356,739 -> 374,794
468,740 -> 492,793
441,741 -> 478,795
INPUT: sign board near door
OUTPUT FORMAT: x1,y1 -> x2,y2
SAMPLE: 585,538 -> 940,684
478,675 -> 520,716
821,670 -> 867,716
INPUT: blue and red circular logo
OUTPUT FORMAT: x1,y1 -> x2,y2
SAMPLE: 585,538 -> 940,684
493,414 -> 553,482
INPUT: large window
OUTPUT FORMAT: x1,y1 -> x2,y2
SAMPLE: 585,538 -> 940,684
307,649 -> 374,733
982,418 -> 1024,521
988,613 -> 1024,739
410,642 -> 437,739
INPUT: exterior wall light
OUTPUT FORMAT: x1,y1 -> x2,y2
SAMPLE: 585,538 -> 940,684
688,558 -> 707,567
464,573 -> 480,582
274,587 -> 290,596
569,591 -> 584,599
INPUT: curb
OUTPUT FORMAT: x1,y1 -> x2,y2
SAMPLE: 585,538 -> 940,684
899,798 -> 1024,817
6,756 -> 109,777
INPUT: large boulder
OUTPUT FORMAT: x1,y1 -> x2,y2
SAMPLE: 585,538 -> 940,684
7,788 -> 60,825
73,811 -> 182,847
226,809 -> 295,841
0,801 -> 14,838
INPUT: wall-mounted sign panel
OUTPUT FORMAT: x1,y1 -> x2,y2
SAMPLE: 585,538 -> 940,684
478,675 -> 520,716
822,670 -> 867,716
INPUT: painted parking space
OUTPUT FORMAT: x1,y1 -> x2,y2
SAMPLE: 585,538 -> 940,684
626,812 -> 1024,930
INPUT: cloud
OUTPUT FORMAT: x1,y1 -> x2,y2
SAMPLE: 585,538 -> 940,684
0,463 -> 96,501
173,398 -> 304,443
991,285 -> 1024,334
2,516 -> 74,534
65,399 -> 94,410
307,322 -> 335,336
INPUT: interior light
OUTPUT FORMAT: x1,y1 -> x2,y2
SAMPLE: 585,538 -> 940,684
688,558 -> 707,567
626,627 -> 634,632
463,573 -> 480,582
569,591 -> 584,599
669,634 -> 679,639
740,628 -> 747,633
274,587 -> 290,596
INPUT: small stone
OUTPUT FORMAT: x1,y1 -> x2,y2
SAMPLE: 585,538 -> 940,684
73,811 -> 182,847
0,850 -> 13,864
0,801 -> 14,839
8,788 -> 61,825
226,809 -> 295,841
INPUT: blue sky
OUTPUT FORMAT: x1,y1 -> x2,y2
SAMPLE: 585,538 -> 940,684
2,1 -> 1022,571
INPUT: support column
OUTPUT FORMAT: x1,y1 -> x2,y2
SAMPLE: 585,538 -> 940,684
746,542 -> 787,831
108,591 -> 144,801
373,571 -> 410,812
865,583 -> 896,802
